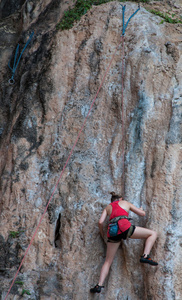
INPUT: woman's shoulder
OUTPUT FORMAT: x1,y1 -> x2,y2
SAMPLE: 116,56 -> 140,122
118,200 -> 131,211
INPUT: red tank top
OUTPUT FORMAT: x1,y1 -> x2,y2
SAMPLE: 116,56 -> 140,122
107,200 -> 131,237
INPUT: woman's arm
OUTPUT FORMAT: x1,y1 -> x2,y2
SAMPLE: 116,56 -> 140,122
129,203 -> 146,216
98,208 -> 108,239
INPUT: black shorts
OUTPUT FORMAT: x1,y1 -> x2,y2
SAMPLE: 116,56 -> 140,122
107,225 -> 136,243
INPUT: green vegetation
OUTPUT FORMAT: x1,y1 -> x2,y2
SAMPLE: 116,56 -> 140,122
22,289 -> 31,296
15,281 -> 24,286
9,229 -> 25,238
9,231 -> 20,238
56,0 -> 182,31
149,9 -> 182,24
57,0 -> 117,31
56,0 -> 150,31
15,282 -> 31,296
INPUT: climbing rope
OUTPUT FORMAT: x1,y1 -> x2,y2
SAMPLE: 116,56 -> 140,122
4,5 -> 140,299
121,34 -> 125,196
121,4 -> 140,197
8,31 -> 34,84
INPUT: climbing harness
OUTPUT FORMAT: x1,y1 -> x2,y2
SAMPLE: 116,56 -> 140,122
120,4 -> 140,196
108,216 -> 131,237
8,31 -> 34,84
4,5 -> 140,299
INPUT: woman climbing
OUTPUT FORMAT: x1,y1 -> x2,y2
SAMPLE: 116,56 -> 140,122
90,192 -> 158,294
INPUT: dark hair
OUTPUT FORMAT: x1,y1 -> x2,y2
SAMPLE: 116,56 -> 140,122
110,192 -> 122,202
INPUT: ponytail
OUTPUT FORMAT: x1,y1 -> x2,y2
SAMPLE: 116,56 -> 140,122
110,191 -> 122,202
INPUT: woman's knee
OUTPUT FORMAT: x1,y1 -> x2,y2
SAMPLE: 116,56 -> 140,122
142,229 -> 158,240
151,230 -> 158,240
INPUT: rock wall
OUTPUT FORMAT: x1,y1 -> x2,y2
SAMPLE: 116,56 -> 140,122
0,1 -> 182,299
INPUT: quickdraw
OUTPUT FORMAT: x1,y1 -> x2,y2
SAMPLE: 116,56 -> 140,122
8,31 -> 34,84
121,4 -> 140,36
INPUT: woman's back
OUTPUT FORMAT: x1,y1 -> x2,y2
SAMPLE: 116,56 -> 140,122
106,199 -> 130,217
109,200 -> 129,220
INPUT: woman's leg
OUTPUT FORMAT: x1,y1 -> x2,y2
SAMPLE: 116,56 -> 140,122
98,242 -> 120,286
130,226 -> 158,256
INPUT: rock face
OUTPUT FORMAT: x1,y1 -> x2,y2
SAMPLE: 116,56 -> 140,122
0,1 -> 182,299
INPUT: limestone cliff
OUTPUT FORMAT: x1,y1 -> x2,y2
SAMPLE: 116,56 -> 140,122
0,0 -> 182,299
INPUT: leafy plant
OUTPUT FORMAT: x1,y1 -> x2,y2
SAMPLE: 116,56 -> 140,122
56,0 -> 125,31
22,289 -> 31,296
9,231 -> 20,238
15,281 -> 24,286
149,9 -> 182,24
